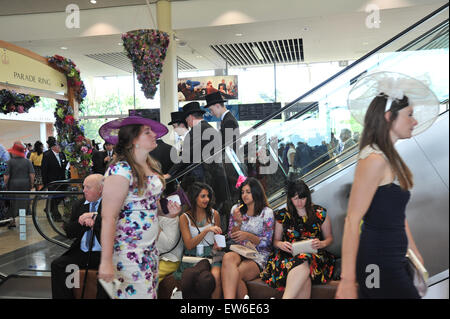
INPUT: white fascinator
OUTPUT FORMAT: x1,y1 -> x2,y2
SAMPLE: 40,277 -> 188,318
347,71 -> 440,135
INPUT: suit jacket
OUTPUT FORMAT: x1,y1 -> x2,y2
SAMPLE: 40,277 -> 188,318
150,139 -> 175,174
63,198 -> 102,255
220,111 -> 240,154
168,120 -> 229,206
41,150 -> 68,187
92,149 -> 109,175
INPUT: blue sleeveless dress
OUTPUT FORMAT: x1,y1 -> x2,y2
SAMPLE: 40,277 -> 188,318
356,182 -> 420,298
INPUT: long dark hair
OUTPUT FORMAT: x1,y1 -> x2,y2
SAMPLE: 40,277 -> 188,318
359,94 -> 413,190
239,177 -> 269,217
286,180 -> 317,226
187,182 -> 215,224
111,124 -> 164,195
33,141 -> 43,155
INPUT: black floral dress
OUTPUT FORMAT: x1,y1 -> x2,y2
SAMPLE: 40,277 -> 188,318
261,206 -> 335,291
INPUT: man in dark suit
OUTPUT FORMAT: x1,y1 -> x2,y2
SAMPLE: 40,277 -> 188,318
150,139 -> 177,195
92,141 -> 114,175
204,91 -> 241,201
51,174 -> 106,299
41,137 -> 69,222
165,102 -> 230,211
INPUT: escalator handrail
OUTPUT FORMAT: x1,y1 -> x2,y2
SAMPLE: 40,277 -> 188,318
168,3 -> 449,185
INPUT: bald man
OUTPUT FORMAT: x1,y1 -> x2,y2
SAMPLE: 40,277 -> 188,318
51,174 -> 106,299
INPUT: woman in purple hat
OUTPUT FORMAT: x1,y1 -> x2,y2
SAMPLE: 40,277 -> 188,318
97,116 -> 181,299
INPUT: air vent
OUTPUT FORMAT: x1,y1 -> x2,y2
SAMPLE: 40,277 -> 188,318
210,38 -> 304,66
86,52 -> 133,73
85,52 -> 197,73
177,56 -> 197,70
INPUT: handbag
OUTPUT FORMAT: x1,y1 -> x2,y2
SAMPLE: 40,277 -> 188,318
160,185 -> 191,215
291,239 -> 318,256
229,242 -> 258,260
406,248 -> 428,297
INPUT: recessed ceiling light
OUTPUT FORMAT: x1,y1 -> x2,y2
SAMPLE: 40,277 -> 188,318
118,42 -> 123,45
235,33 -> 243,37
196,55 -> 203,58
60,46 -> 68,50
90,0 -> 97,4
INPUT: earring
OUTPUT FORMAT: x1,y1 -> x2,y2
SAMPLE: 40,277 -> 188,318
135,143 -> 139,149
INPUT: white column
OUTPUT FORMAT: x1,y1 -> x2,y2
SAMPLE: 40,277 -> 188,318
156,0 -> 178,145
40,122 -> 47,145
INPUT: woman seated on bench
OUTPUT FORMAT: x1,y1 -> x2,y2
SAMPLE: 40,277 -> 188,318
222,177 -> 274,299
261,180 -> 336,299
178,182 -> 223,299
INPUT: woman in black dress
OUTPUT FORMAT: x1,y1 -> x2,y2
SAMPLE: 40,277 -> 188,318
336,72 -> 439,299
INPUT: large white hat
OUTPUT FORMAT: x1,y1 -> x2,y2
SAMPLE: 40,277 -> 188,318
347,71 -> 440,136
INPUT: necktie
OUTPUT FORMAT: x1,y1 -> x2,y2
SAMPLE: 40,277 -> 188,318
85,201 -> 98,249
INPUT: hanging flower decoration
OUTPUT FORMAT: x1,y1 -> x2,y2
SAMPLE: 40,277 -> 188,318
122,29 -> 170,99
0,89 -> 40,114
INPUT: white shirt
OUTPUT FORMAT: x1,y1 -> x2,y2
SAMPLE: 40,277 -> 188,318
157,216 -> 184,262
52,150 -> 61,166
220,110 -> 230,121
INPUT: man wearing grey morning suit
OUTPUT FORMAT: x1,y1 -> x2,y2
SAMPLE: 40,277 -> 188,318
165,101 -> 230,211
204,91 -> 240,201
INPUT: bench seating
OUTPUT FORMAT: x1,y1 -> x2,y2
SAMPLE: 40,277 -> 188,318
157,274 -> 339,299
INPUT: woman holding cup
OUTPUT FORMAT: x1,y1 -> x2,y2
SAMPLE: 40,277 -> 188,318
178,182 -> 223,299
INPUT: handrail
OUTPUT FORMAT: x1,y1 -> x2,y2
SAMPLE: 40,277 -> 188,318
167,3 -> 449,185
0,180 -> 84,250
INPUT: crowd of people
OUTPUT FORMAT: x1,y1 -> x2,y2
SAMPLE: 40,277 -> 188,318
1,72 -> 438,300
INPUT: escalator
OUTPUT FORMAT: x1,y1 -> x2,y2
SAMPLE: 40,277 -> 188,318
166,2 -> 449,293
0,3 -> 448,298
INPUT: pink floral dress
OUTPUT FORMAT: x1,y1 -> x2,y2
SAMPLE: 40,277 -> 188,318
105,161 -> 163,299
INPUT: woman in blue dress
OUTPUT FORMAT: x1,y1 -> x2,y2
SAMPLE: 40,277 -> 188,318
336,72 -> 439,299
98,116 -> 181,299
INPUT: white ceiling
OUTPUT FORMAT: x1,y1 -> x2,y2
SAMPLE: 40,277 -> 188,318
0,0 -> 448,78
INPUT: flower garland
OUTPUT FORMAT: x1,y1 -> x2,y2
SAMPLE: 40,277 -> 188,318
0,89 -> 40,114
122,29 -> 170,99
47,54 -> 87,103
54,100 -> 92,177
46,54 -> 92,177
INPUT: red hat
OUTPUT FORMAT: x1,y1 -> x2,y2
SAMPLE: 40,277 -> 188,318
8,142 -> 26,158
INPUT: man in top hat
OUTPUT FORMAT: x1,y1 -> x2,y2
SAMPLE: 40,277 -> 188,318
168,111 -> 189,156
92,141 -> 114,175
41,137 -> 69,222
165,102 -> 229,211
204,91 -> 241,201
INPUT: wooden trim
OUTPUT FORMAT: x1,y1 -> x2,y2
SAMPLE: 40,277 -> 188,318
0,40 -> 64,73
0,83 -> 68,101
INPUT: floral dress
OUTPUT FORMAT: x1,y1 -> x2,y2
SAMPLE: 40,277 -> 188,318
105,161 -> 163,299
261,206 -> 335,291
228,204 -> 275,270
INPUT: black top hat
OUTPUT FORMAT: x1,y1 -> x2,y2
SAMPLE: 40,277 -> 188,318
47,136 -> 57,148
181,101 -> 206,119
168,111 -> 187,126
205,91 -> 227,108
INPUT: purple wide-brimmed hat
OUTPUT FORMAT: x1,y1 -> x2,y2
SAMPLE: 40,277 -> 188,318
99,116 -> 168,145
